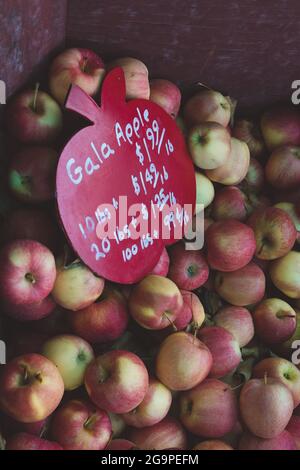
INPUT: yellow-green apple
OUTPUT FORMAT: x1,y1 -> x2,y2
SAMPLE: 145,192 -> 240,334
42,334 -> 94,390
275,202 -> 300,243
129,274 -> 183,330
168,242 -> 209,290
149,79 -> 181,118
52,260 -> 104,311
2,295 -> 56,321
248,207 -> 296,260
205,137 -> 250,185
269,251 -> 300,298
8,147 -> 58,203
286,416 -> 300,449
129,417 -> 187,450
253,357 -> 300,407
193,440 -> 233,450
51,399 -> 111,450
198,326 -> 241,378
122,377 -> 172,427
179,379 -> 238,437
239,430 -> 296,450
214,262 -> 266,306
70,287 -> 128,343
239,377 -> 294,438
232,118 -> 265,158
49,48 -> 105,105
85,350 -> 149,414
206,219 -> 256,272
188,122 -> 231,170
240,157 -> 264,193
175,290 -> 205,330
214,306 -> 254,347
5,433 -> 63,450
265,146 -> 300,190
195,171 -> 215,210
261,105 -> 300,151
149,247 -> 169,277
183,89 -> 231,128
211,186 -> 250,221
0,353 -> 64,423
252,298 -> 296,345
156,332 -> 212,391
1,208 -> 60,253
0,240 -> 56,305
107,57 -> 150,100
5,89 -> 62,143
107,439 -> 136,450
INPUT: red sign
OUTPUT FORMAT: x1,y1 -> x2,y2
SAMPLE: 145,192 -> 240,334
56,68 -> 195,284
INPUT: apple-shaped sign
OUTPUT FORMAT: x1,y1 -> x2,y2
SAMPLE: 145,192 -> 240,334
56,68 -> 195,283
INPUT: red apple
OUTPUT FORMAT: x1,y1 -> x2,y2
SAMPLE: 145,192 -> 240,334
150,79 -> 181,118
211,186 -> 250,221
180,379 -> 238,437
149,247 -> 169,277
275,202 -> 300,243
70,287 -> 128,343
232,118 -> 265,158
214,306 -> 254,347
49,48 -> 105,105
85,350 -> 149,414
168,242 -> 209,290
206,219 -> 256,272
51,399 -> 111,450
175,290 -> 205,330
188,122 -> 231,170
252,298 -> 296,345
239,430 -> 296,450
52,260 -> 105,311
8,147 -> 58,203
5,433 -> 62,450
214,262 -> 266,306
122,377 -> 172,428
129,275 -> 183,330
107,57 -> 150,100
265,145 -> 300,190
2,295 -> 56,321
261,105 -> 300,151
0,353 -> 64,423
184,89 -> 231,128
193,440 -> 233,450
156,332 -> 212,391
286,415 -> 300,449
5,89 -> 62,143
0,240 -> 56,305
129,417 -> 187,450
269,251 -> 300,299
107,439 -> 136,450
198,326 -> 241,378
239,377 -> 294,438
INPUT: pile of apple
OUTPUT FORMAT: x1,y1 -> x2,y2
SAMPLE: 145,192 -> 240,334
0,47 -> 300,451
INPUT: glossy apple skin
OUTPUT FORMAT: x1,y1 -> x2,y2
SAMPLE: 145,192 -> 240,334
52,261 -> 105,311
211,186 -> 250,222
149,247 -> 170,277
253,357 -> 300,407
198,326 -> 241,378
232,118 -> 265,158
240,378 -> 294,438
188,122 -> 231,170
180,379 -> 238,438
129,275 -> 183,330
183,90 -> 231,128
5,433 -> 63,450
2,295 -> 56,321
248,207 -> 297,260
206,219 -> 256,272
156,332 -> 212,391
177,290 -> 205,330
193,440 -> 233,450
168,242 -> 209,290
5,89 -> 62,144
8,147 -> 58,203
122,377 -> 172,428
0,353 -> 64,423
49,48 -> 105,105
150,79 -> 181,118
252,298 -> 296,345
261,105 -> 300,151
286,415 -> 300,449
108,57 -> 150,100
239,430 -> 296,450
107,439 -> 136,450
214,262 -> 266,306
270,251 -> 300,299
214,306 -> 254,347
129,417 -> 187,450
265,145 -> 300,190
85,350 -> 149,414
0,240 -> 56,305
206,137 -> 250,185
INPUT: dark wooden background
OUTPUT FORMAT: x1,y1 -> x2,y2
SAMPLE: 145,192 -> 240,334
2,0 -> 300,111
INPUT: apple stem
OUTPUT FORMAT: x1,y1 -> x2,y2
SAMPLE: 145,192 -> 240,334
264,372 -> 268,385
163,312 -> 177,331
82,57 -> 88,73
32,82 -> 40,112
